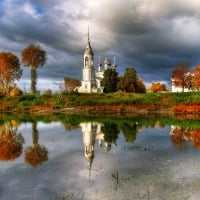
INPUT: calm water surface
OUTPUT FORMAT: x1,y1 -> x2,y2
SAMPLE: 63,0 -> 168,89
0,114 -> 200,200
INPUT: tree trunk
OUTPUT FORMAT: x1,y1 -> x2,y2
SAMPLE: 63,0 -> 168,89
31,67 -> 37,94
32,121 -> 39,145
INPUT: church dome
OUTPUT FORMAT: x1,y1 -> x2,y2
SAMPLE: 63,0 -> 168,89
104,56 -> 111,65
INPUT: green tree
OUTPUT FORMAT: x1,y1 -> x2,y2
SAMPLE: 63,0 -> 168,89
0,52 -> 22,96
101,68 -> 118,93
121,122 -> 138,143
21,44 -> 47,94
118,67 -> 137,92
102,122 -> 119,145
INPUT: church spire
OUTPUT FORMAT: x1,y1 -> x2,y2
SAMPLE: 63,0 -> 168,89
88,25 -> 90,43
84,26 -> 93,56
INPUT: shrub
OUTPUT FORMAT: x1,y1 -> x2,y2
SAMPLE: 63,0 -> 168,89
19,94 -> 36,101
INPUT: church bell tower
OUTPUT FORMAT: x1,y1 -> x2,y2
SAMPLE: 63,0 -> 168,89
79,27 -> 96,93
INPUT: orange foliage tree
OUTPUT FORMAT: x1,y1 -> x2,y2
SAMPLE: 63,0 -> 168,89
170,126 -> 200,150
135,78 -> 146,93
0,121 -> 24,161
0,52 -> 22,96
149,82 -> 167,92
171,61 -> 190,91
184,72 -> 195,91
193,64 -> 200,91
170,127 -> 186,146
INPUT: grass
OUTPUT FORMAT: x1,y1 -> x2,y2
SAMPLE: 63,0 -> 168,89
0,91 -> 199,112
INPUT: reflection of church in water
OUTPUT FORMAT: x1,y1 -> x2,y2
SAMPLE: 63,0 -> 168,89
80,122 -> 115,170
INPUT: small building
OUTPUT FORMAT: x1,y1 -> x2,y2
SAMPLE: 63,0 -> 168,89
78,30 -> 117,93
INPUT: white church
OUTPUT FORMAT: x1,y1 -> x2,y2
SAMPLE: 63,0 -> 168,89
78,30 -> 117,93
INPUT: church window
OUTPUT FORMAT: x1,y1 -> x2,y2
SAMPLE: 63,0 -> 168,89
85,57 -> 88,66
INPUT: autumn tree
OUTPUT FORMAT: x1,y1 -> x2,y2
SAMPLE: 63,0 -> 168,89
64,77 -> 81,92
101,68 -> 118,93
184,72 -> 195,91
170,126 -> 186,146
150,82 -> 167,92
135,77 -> 146,93
24,121 -> 48,167
0,121 -> 24,161
0,52 -> 22,96
21,44 -> 46,94
193,64 -> 200,90
171,61 -> 190,92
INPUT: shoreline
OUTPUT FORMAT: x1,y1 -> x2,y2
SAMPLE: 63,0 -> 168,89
1,104 -> 200,115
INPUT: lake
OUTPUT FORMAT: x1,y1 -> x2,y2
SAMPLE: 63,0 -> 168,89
0,113 -> 200,200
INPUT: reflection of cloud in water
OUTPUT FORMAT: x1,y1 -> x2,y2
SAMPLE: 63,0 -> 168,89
172,157 -> 200,180
18,122 -> 83,158
37,122 -> 62,129
1,121 -> 200,199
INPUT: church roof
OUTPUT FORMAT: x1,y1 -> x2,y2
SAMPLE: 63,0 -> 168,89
84,28 -> 94,56
84,41 -> 94,56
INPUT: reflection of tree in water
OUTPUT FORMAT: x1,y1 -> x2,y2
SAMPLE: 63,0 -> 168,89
170,126 -> 188,147
154,120 -> 165,128
0,121 -> 24,161
62,123 -> 80,131
191,129 -> 200,150
121,122 -> 138,143
170,126 -> 200,150
24,121 -> 48,167
60,115 -> 80,131
102,122 -> 119,148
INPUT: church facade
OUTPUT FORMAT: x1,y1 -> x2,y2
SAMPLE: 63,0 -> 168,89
78,31 -> 117,93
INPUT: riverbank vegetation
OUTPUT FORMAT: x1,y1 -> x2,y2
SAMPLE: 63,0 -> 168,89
0,91 -> 200,113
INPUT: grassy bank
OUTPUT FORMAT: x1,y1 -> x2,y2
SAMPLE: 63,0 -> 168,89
0,91 -> 200,113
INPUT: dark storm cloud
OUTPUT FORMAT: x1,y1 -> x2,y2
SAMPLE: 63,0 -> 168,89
0,3 -> 84,54
0,0 -> 200,90
94,0 -> 200,86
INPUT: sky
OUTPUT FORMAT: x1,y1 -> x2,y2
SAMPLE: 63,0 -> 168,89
1,0 -> 200,92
